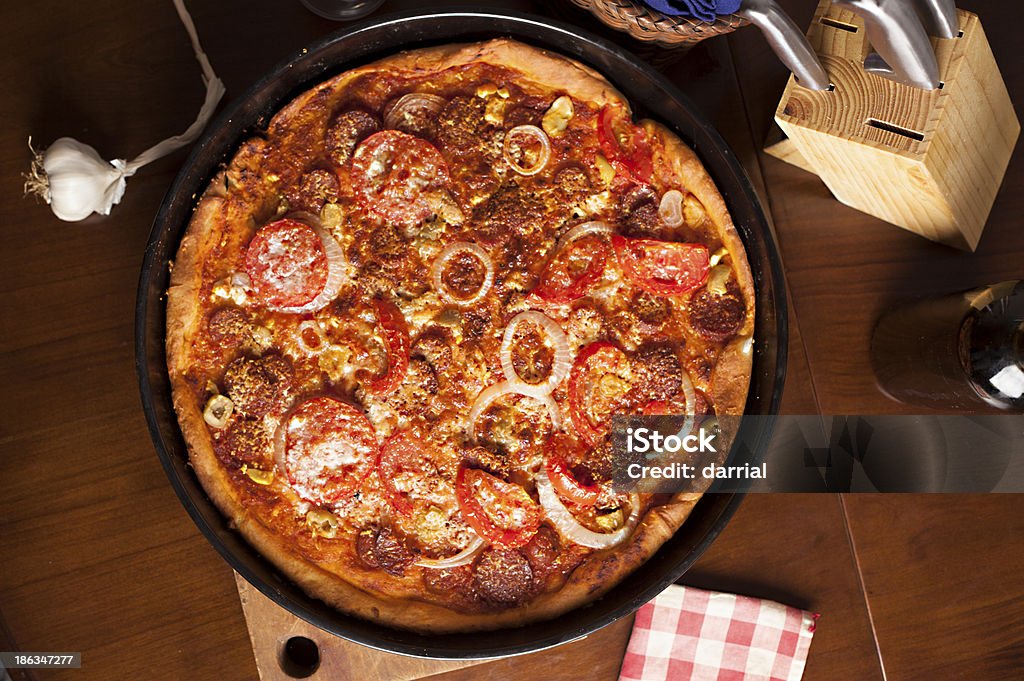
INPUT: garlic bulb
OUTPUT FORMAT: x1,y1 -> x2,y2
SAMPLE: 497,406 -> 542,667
23,0 -> 223,222
26,138 -> 133,222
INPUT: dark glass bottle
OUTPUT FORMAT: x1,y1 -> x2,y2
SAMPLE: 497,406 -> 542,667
870,281 -> 1024,412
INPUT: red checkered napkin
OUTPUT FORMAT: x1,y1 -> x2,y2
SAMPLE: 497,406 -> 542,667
618,585 -> 819,681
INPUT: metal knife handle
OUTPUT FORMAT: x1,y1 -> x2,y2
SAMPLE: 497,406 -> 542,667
914,0 -> 959,39
833,0 -> 941,90
738,0 -> 830,91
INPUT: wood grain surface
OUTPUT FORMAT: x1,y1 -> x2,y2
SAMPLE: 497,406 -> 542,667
0,0 -> 1021,680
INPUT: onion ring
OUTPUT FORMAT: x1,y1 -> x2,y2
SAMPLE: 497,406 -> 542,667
553,220 -> 615,254
467,381 -> 562,443
414,532 -> 486,569
499,311 -> 572,396
503,125 -> 551,176
272,415 -> 288,477
296,320 -> 328,355
659,189 -> 685,228
431,241 -> 494,306
384,93 -> 446,132
536,468 -> 640,549
676,368 -> 697,440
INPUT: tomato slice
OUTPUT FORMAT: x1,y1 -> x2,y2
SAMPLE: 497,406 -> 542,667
244,218 -> 328,310
597,105 -> 654,185
530,235 -> 609,304
365,297 -> 410,396
455,467 -> 542,549
282,396 -> 378,506
351,130 -> 450,229
567,341 -> 632,446
378,429 -> 434,516
545,434 -> 601,506
612,235 -> 709,297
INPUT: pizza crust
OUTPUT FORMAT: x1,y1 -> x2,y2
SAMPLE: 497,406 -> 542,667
167,39 -> 752,633
643,121 -> 755,418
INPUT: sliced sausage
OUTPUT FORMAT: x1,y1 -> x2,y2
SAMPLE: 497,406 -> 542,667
422,564 -> 473,595
366,224 -> 409,270
520,525 -> 560,580
438,96 -> 488,151
688,287 -> 746,342
216,417 -> 272,469
503,94 -> 549,128
325,110 -> 380,166
473,548 -> 533,604
356,526 -> 413,576
472,184 -> 543,246
207,307 -> 252,346
620,185 -> 661,237
633,291 -> 671,327
222,354 -> 291,418
373,527 -> 414,576
288,169 -> 339,214
630,343 -> 683,403
440,250 -> 489,300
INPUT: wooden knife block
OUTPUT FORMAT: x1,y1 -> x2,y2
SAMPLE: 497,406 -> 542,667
766,2 -> 1019,250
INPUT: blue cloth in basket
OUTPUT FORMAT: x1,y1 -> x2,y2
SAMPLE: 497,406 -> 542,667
643,0 -> 742,22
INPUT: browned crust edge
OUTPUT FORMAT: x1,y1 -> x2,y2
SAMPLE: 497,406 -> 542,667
642,120 -> 755,418
166,39 -> 750,634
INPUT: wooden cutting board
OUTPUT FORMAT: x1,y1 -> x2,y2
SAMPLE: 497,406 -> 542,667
234,573 -> 634,681
234,573 -> 484,681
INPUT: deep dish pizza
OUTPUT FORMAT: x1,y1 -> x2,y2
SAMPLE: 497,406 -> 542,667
166,39 -> 754,632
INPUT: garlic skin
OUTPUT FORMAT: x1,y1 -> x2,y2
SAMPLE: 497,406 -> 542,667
33,137 -> 133,222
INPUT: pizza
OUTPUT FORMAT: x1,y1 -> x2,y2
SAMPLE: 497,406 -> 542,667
166,39 -> 754,632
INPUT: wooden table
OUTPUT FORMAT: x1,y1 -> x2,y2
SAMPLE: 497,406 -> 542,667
1,0 -> 1021,679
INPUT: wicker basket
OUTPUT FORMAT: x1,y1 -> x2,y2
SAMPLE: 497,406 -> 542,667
567,0 -> 749,48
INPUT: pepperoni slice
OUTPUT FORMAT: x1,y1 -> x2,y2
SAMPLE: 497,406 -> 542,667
281,396 -> 378,506
351,130 -> 450,229
244,218 -> 328,311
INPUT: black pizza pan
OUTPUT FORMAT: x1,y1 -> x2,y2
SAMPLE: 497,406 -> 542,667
136,8 -> 787,659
